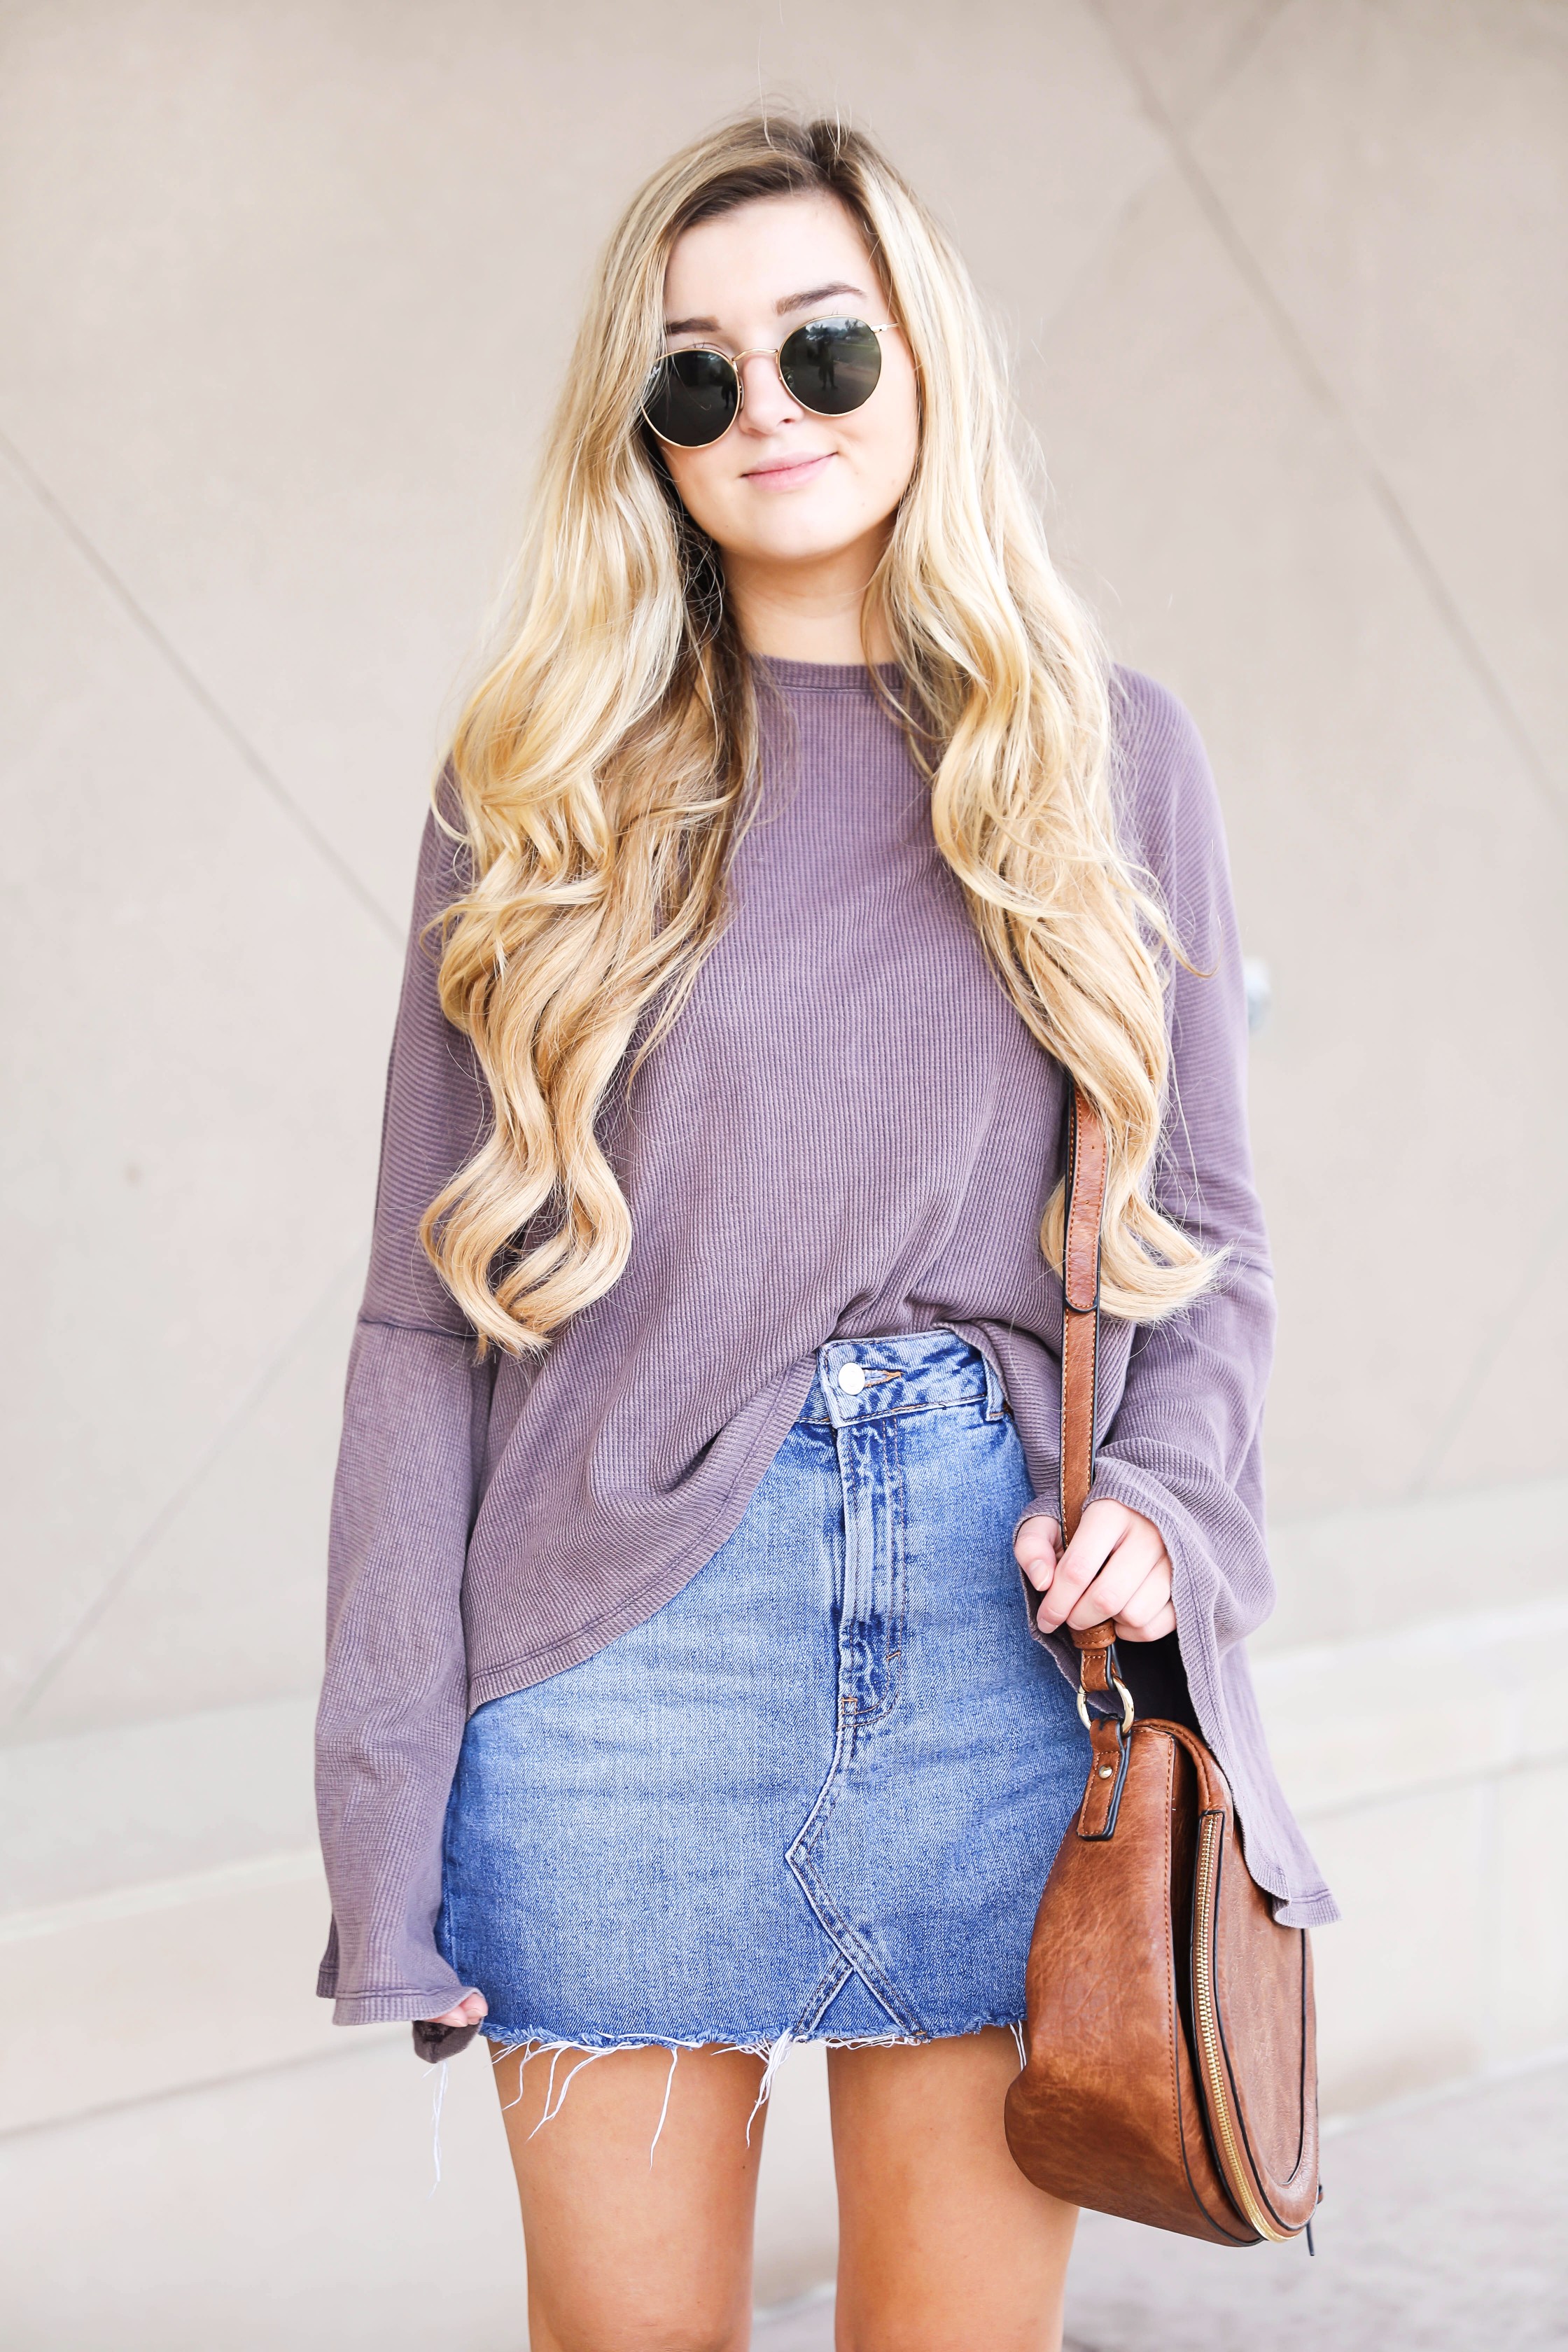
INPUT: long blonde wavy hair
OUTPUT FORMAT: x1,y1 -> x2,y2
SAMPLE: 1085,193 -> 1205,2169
425,111 -> 1217,1354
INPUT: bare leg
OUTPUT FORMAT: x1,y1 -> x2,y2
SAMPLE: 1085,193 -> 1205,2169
828,2028 -> 1079,2352
490,2040 -> 769,2352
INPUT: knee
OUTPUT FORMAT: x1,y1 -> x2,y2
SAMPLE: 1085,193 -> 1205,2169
630,2332 -> 744,2352
551,2332 -> 745,2352
533,2301 -> 748,2352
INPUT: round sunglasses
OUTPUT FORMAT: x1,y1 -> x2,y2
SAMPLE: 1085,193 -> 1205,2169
643,316 -> 894,449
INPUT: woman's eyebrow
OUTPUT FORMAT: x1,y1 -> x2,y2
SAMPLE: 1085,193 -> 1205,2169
776,281 -> 864,314
662,282 -> 868,337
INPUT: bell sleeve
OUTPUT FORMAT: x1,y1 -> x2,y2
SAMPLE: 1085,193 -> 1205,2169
314,789 -> 499,2027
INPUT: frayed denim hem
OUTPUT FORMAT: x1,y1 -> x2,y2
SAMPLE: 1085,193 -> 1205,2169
479,2017 -> 1029,2159
477,2014 -> 1026,2059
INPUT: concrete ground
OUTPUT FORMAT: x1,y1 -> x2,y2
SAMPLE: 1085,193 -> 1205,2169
755,2059 -> 1568,2352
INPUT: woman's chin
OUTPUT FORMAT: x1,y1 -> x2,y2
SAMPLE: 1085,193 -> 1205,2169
721,508 -> 886,573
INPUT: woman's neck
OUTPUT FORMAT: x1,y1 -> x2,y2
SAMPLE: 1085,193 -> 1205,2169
723,531 -> 894,666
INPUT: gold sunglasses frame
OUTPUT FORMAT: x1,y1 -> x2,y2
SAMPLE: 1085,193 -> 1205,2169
642,320 -> 896,449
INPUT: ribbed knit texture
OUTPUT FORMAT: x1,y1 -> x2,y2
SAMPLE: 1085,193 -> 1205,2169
314,661 -> 1336,2031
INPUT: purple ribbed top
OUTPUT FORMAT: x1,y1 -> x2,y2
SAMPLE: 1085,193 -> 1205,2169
314,660 -> 1335,2032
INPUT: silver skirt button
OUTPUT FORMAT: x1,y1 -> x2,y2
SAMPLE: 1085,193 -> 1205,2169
836,1363 -> 867,1394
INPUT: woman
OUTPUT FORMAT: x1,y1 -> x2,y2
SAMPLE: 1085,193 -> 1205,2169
315,113 -> 1332,2352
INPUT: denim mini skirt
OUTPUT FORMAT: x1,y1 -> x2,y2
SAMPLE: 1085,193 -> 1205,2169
438,1328 -> 1090,2054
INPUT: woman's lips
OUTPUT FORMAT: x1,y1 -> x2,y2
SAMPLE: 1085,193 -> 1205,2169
742,452 -> 834,491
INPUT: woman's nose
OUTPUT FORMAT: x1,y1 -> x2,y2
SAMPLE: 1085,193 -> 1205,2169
735,349 -> 803,431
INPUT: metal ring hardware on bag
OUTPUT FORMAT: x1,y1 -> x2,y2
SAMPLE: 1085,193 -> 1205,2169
1076,1674 -> 1135,1735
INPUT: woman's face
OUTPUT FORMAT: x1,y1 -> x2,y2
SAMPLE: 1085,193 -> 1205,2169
654,192 -> 920,579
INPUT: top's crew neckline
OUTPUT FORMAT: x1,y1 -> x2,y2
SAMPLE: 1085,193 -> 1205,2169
752,653 -> 904,695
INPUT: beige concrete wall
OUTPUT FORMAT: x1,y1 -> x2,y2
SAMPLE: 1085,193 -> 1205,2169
1,1 -> 1564,2339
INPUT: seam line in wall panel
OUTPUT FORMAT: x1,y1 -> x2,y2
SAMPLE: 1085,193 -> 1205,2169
1160,0 -> 1295,133
0,425 -> 403,944
1287,1747 -> 1568,1828
0,2033 -> 407,2148
8,1235 -> 370,1729
1083,0 -> 1568,834
1017,2 -> 1292,395
0,1851 -> 323,1945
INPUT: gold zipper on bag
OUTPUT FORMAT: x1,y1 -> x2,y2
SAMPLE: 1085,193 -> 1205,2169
1191,1812 -> 1294,2244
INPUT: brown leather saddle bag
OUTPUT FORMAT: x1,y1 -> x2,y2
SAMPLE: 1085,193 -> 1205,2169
1004,1087 -> 1320,2246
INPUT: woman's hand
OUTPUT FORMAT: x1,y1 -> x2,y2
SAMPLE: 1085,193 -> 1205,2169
423,1991 -> 489,2031
1014,1498 -> 1177,1642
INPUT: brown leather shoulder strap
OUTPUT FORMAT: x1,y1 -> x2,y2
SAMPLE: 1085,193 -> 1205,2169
1060,1082 -> 1106,1546
1060,1084 -> 1117,1674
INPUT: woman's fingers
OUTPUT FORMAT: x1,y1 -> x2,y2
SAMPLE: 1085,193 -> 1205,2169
1103,1565 -> 1178,1642
1013,1514 -> 1060,1592
1053,1552 -> 1166,1628
1032,1499 -> 1135,1630
1019,1499 -> 1177,1644
423,1991 -> 489,2030
1062,1536 -> 1165,1630
1118,1599 -> 1178,1642
1036,1500 -> 1173,1639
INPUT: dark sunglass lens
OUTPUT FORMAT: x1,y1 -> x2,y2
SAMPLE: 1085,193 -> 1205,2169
778,318 -> 883,416
643,349 -> 738,447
